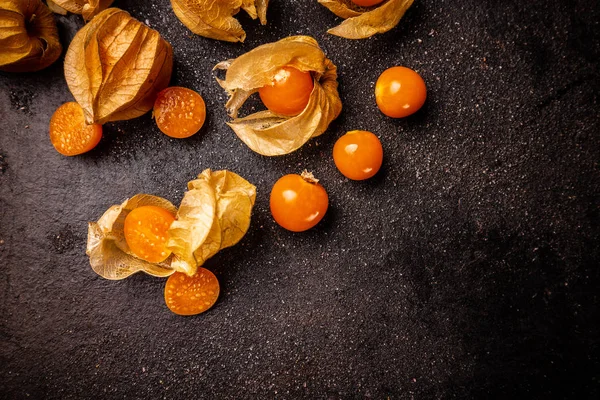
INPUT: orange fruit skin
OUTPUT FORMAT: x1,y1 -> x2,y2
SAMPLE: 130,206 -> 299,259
164,269 -> 220,316
375,66 -> 427,118
270,174 -> 329,232
333,130 -> 383,180
49,102 -> 102,156
154,87 -> 206,138
351,0 -> 385,6
258,66 -> 314,116
123,205 -> 175,263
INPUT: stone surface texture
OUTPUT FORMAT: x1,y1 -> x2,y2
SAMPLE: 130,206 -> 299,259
1,0 -> 599,398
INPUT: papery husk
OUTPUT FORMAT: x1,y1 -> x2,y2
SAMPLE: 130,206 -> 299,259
87,171 -> 255,280
319,0 -> 414,39
86,194 -> 179,280
167,169 -> 256,276
214,36 -> 342,156
319,0 -> 362,19
253,0 -> 268,25
47,0 -> 114,20
64,8 -> 173,125
46,0 -> 67,15
170,0 -> 268,43
0,0 -> 62,72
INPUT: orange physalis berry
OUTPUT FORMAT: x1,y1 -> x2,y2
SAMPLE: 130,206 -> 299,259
258,66 -> 314,116
270,171 -> 329,232
333,130 -> 383,180
375,66 -> 427,118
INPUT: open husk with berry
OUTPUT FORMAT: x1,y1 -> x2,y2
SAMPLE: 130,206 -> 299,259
86,169 -> 256,280
214,35 -> 342,156
319,0 -> 414,39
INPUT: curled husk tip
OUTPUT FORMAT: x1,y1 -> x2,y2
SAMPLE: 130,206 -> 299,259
214,35 -> 342,156
64,8 -> 173,125
170,0 -> 269,42
319,0 -> 414,39
87,170 -> 256,280
0,0 -> 62,72
47,0 -> 114,20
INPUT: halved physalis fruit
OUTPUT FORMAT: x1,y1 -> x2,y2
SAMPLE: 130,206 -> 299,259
124,205 -> 176,263
164,269 -> 220,316
153,87 -> 206,138
258,66 -> 314,116
49,102 -> 102,156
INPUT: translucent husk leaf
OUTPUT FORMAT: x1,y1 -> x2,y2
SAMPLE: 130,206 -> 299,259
319,0 -> 414,39
214,36 -> 342,156
86,194 -> 179,280
64,8 -> 173,124
318,0 -> 362,19
170,0 -> 268,43
46,1 -> 68,15
167,169 -> 256,276
87,171 -> 255,280
47,0 -> 114,20
166,177 -> 216,276
0,0 -> 62,72
255,0 -> 268,25
241,0 -> 256,20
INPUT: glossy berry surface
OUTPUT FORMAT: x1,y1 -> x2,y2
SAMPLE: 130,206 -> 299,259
258,66 -> 314,116
270,172 -> 329,232
375,66 -> 427,118
333,130 -> 383,180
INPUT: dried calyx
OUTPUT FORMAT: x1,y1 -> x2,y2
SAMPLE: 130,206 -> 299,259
64,8 -> 173,125
171,0 -> 269,42
0,0 -> 62,72
214,36 -> 342,156
301,170 -> 319,184
87,170 -> 256,280
318,0 -> 414,39
47,0 -> 113,20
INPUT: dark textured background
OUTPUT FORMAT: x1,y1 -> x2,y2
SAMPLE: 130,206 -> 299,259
1,0 -> 599,398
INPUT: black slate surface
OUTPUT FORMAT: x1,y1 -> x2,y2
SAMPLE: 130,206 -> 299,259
1,0 -> 599,398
